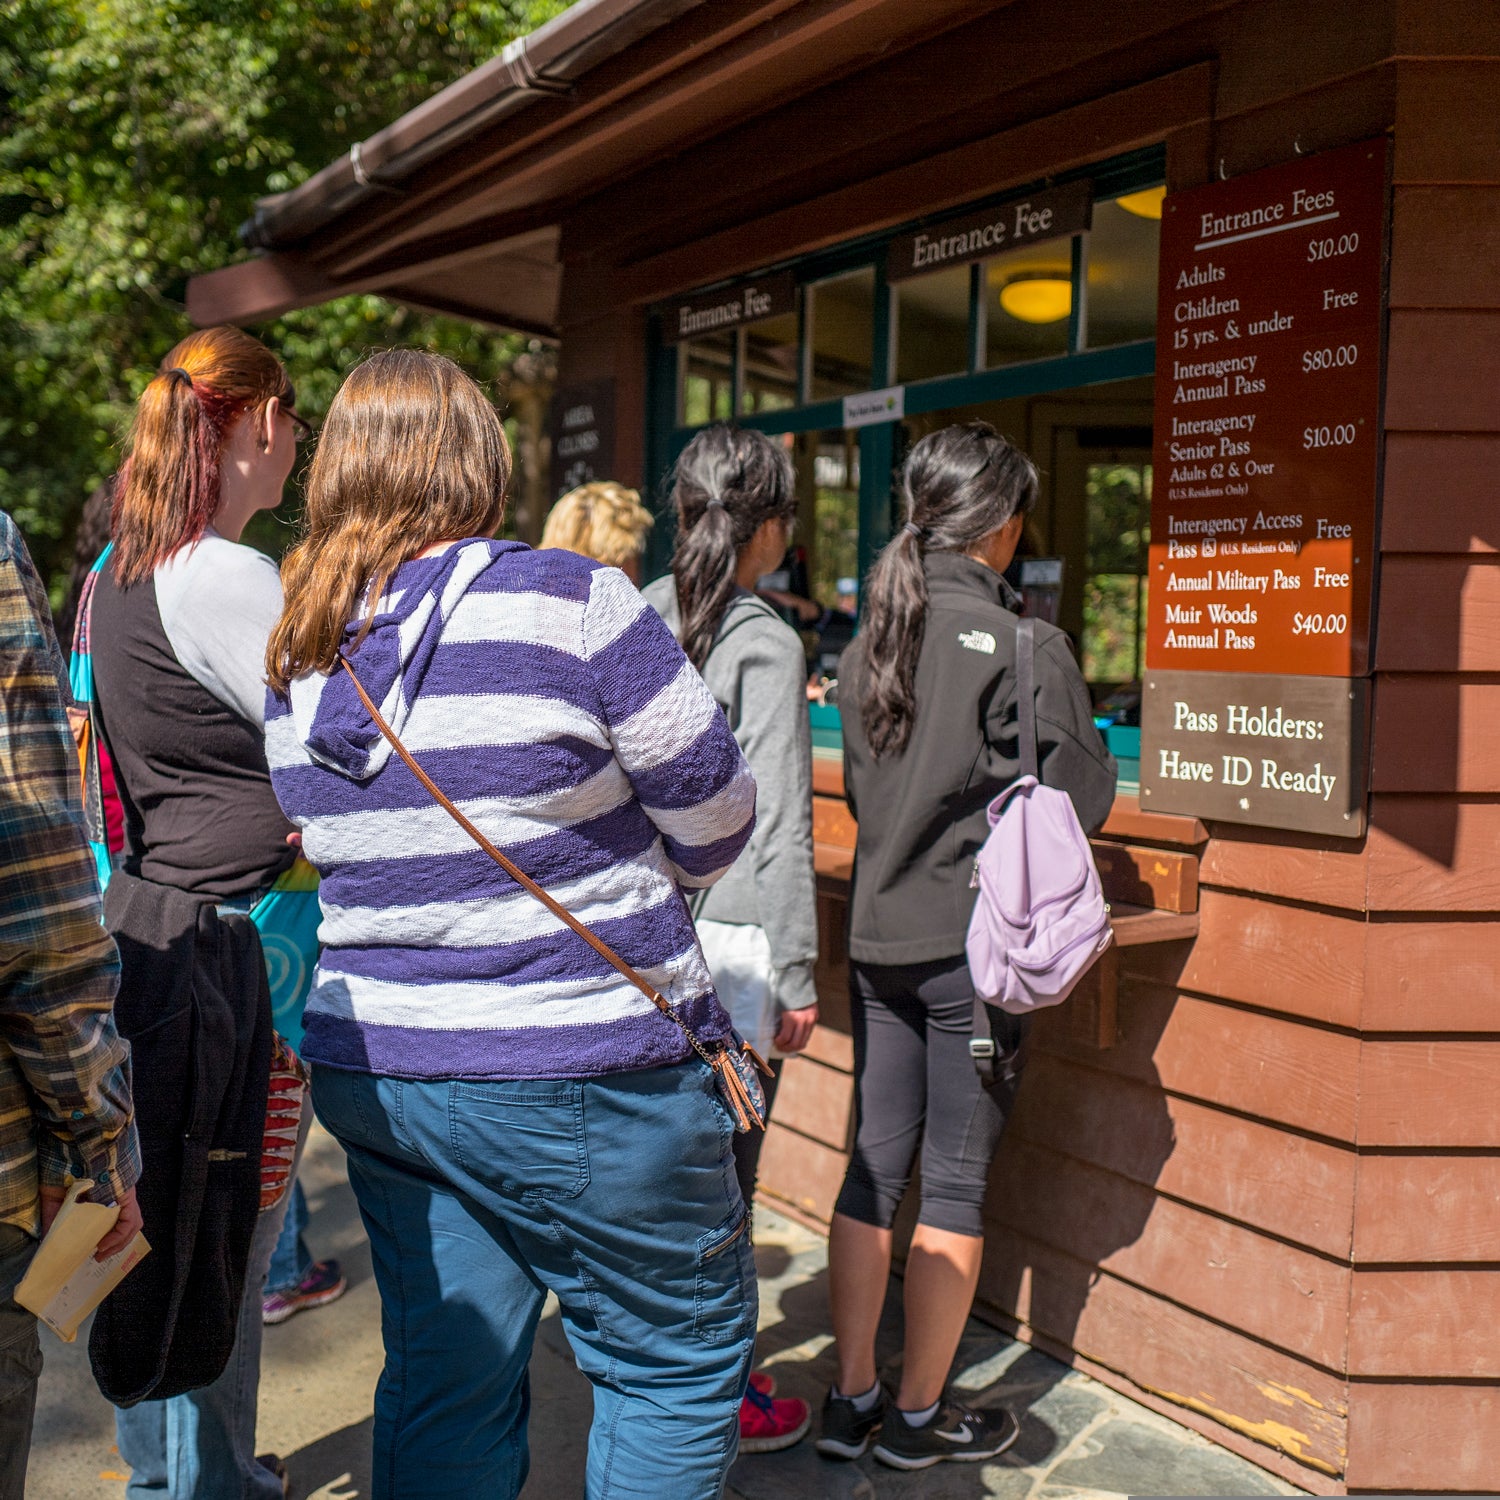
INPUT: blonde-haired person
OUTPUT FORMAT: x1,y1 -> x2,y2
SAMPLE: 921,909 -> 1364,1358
266,350 -> 760,1499
87,326 -> 314,1499
540,479 -> 653,581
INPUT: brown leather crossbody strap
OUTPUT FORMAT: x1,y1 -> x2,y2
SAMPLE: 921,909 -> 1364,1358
338,655 -> 719,1061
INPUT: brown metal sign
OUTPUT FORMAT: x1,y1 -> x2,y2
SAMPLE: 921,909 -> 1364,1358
1140,669 -> 1369,836
886,180 -> 1091,283
658,272 -> 797,345
1146,137 -> 1389,677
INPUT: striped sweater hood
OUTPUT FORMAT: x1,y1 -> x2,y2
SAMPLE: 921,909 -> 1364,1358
288,538 -> 502,781
266,539 -> 758,1081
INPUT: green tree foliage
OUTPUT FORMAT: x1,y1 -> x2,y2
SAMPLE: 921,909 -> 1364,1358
0,0 -> 568,593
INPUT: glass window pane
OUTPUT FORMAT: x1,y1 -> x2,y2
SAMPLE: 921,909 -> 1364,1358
791,429 -> 860,610
894,264 -> 971,384
741,308 -> 799,414
1087,193 -> 1161,347
679,330 -> 735,426
982,241 -> 1073,368
809,269 -> 876,400
1082,459 -> 1152,682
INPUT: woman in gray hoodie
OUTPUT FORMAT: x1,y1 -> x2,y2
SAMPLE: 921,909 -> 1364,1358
645,423 -> 819,1454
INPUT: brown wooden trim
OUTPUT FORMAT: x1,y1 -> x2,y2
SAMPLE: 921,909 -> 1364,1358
1346,1380 -> 1500,1492
562,64 -> 1214,323
1011,1052 -> 1356,1258
811,796 -> 856,850
1107,904 -> 1201,947
319,0 -> 972,275
1354,1153 -> 1500,1262
1384,309 -> 1500,432
1363,918 -> 1500,1033
1174,890 -> 1365,1029
1092,841 -> 1199,912
1394,58 -> 1500,185
1367,796 -> 1500,913
1374,557 -> 1500,673
1359,1038 -> 1500,1147
987,1138 -> 1352,1368
1373,676 -> 1500,792
1381,434 -> 1500,555
1098,795 -> 1208,849
1390,184 -> 1500,309
1350,1267 -> 1500,1377
1033,982 -> 1361,1142
1200,827 -> 1369,912
977,1220 -> 1349,1481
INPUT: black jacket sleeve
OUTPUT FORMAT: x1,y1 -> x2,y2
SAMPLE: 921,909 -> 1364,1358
1033,631 -> 1118,835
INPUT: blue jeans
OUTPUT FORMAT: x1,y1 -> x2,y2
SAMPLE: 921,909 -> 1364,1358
116,1102 -> 309,1499
0,1224 -> 40,1500
266,1178 -> 311,1294
313,1059 -> 756,1500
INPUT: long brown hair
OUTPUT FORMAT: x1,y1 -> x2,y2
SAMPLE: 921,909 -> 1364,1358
113,326 -> 293,586
267,349 -> 510,692
859,421 -> 1038,759
669,424 -> 796,670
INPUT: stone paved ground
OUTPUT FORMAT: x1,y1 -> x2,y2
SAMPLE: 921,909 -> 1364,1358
28,1124 -> 1304,1499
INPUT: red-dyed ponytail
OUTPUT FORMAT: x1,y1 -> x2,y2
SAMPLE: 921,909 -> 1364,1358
112,326 -> 291,587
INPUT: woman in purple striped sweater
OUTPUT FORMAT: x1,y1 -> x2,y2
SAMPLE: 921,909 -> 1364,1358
264,351 -> 760,1499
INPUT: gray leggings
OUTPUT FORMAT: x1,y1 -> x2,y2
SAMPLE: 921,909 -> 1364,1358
834,955 -> 1030,1238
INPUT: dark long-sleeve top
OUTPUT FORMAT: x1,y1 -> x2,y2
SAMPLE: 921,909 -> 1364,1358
839,551 -> 1117,967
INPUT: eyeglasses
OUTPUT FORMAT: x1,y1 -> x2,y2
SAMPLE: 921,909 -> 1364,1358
285,409 -> 314,443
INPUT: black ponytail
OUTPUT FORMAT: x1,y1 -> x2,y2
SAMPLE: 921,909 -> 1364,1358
669,424 -> 796,670
860,421 -> 1038,759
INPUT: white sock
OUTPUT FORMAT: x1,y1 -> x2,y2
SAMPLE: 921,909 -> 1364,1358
899,1398 -> 940,1426
836,1381 -> 882,1413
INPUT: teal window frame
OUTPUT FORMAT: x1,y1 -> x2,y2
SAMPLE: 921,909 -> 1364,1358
645,146 -> 1165,585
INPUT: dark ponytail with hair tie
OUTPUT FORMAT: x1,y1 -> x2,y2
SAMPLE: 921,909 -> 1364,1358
859,421 -> 1038,759
668,424 -> 796,671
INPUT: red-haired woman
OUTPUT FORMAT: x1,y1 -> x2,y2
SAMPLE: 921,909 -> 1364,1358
89,327 -> 311,1500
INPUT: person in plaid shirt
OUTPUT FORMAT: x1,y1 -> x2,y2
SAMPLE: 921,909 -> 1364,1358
0,507 -> 141,1500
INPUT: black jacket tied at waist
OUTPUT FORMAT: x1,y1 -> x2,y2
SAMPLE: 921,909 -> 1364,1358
91,871 -> 272,1405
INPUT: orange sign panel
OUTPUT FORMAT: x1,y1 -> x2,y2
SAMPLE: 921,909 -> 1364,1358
1146,138 -> 1388,676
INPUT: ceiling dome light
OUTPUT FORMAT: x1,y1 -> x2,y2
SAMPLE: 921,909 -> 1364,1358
997,272 -> 1072,325
1116,186 -> 1166,219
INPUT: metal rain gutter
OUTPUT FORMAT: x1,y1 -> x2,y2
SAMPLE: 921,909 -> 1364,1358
241,0 -> 706,251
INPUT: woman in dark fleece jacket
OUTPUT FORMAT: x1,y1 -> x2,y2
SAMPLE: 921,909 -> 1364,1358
817,421 -> 1116,1473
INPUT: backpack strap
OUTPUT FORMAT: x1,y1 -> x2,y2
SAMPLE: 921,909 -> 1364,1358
1015,613 -> 1039,781
972,611 -> 1040,1081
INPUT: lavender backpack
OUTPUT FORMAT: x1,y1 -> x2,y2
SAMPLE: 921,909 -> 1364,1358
964,617 -> 1112,1067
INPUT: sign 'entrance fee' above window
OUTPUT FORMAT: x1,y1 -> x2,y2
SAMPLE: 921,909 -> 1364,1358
886,180 -> 1092,283
660,273 -> 797,345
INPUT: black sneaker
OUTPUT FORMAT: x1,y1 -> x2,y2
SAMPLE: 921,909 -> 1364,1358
815,1384 -> 887,1459
872,1398 -> 1020,1470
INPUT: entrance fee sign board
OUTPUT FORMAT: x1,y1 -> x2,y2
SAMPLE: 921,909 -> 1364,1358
1146,137 -> 1388,677
1140,670 -> 1369,836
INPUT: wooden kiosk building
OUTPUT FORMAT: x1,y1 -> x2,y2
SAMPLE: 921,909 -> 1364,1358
190,2 -> 1500,1489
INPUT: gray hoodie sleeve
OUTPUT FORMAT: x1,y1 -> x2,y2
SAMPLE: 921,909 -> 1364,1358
705,617 -> 820,1011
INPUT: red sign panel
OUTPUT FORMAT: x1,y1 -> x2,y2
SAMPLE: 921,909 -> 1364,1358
1146,138 -> 1388,676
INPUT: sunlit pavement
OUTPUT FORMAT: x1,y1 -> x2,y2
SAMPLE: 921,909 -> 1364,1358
27,1122 -> 1301,1499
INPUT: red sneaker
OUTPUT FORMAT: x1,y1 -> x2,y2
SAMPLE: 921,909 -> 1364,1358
748,1370 -> 777,1398
739,1382 -> 811,1454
